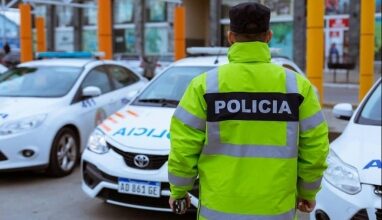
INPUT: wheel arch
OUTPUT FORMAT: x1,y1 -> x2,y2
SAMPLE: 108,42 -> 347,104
60,124 -> 81,151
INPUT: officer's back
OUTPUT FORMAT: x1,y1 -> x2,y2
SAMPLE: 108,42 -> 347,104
168,2 -> 329,219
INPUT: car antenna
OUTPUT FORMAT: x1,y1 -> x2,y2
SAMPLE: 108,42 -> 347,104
214,48 -> 222,65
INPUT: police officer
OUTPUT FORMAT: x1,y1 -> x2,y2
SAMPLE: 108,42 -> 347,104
168,2 -> 329,219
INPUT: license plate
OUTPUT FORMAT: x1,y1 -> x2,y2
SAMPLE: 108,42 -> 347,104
118,178 -> 161,198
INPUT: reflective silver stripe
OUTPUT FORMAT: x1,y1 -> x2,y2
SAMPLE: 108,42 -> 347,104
204,122 -> 298,158
206,68 -> 219,93
200,206 -> 295,220
298,177 -> 323,190
173,106 -> 206,131
286,122 -> 298,150
285,69 -> 298,93
300,111 -> 325,132
168,172 -> 195,187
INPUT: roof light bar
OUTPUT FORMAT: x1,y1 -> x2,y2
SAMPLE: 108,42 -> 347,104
36,51 -> 105,59
187,47 -> 229,55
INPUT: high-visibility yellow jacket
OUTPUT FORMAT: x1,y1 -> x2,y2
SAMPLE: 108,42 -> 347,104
168,41 -> 329,220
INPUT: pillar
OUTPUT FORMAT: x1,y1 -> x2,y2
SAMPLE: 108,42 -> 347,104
306,0 -> 324,103
359,0 -> 375,100
19,3 -> 33,62
174,5 -> 186,61
98,0 -> 112,59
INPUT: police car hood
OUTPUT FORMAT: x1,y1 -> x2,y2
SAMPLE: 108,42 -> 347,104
103,105 -> 174,154
331,123 -> 382,186
0,97 -> 62,124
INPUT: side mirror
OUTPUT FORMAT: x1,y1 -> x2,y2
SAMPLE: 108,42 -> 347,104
82,86 -> 101,97
333,103 -> 353,120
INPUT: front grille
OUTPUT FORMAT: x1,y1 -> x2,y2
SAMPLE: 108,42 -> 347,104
374,185 -> 382,197
351,209 -> 368,220
0,151 -> 7,161
109,144 -> 168,170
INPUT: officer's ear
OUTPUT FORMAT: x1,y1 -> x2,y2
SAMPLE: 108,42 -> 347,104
265,30 -> 273,43
227,31 -> 236,45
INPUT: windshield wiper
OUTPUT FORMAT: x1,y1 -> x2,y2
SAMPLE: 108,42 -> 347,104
137,98 -> 179,106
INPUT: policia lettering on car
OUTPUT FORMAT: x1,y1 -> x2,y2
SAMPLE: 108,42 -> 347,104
206,92 -> 303,122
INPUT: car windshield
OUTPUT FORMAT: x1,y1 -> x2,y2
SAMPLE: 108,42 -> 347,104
0,66 -> 82,97
133,66 -> 214,107
356,82 -> 381,126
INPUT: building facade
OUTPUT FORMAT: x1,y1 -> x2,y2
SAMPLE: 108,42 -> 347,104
33,0 -> 380,63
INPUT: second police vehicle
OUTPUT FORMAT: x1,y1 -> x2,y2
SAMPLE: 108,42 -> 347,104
81,48 -> 320,211
0,52 -> 147,176
312,78 -> 381,220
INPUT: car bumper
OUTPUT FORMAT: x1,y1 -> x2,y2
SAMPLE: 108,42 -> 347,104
0,129 -> 51,170
312,178 -> 382,220
81,148 -> 198,212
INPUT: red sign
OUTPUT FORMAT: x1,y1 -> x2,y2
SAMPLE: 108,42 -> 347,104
329,18 -> 349,28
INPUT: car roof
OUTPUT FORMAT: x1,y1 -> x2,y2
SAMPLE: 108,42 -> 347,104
173,56 -> 228,67
18,59 -> 95,68
172,56 -> 296,67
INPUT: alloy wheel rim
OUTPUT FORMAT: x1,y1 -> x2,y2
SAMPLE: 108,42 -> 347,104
57,134 -> 77,171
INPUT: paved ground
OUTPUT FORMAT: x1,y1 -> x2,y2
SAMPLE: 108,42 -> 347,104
0,168 -> 310,220
0,168 -> 196,220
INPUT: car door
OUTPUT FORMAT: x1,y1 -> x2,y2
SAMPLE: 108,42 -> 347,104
71,65 -> 114,144
106,64 -> 143,112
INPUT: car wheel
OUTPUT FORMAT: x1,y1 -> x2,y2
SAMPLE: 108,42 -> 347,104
47,127 -> 79,177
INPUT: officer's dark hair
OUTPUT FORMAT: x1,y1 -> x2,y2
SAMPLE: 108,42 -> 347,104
231,30 -> 269,43
229,2 -> 271,43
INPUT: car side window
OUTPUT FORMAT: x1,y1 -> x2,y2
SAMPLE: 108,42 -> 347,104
108,65 -> 139,89
82,66 -> 112,94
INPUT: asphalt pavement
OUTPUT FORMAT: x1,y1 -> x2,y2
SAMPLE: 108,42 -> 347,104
0,168 -> 196,220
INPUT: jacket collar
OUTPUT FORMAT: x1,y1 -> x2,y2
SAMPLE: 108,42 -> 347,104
228,41 -> 271,63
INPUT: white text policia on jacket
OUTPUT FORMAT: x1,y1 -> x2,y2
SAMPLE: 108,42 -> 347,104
214,99 -> 292,114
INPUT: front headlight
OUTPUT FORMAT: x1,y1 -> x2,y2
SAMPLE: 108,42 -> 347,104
324,149 -> 361,194
87,129 -> 109,154
0,114 -> 47,135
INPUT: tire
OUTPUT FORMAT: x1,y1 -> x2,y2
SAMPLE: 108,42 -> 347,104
47,127 -> 79,177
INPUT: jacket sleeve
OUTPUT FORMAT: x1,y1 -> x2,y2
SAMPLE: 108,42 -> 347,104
168,75 -> 207,199
298,82 -> 329,201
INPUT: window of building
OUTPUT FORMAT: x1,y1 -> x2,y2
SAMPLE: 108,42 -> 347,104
146,0 -> 166,22
83,0 -> 97,26
145,26 -> 169,55
114,0 -> 134,24
56,6 -> 74,27
82,28 -> 98,52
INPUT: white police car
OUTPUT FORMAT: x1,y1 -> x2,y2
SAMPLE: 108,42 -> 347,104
81,48 -> 314,211
312,78 -> 381,220
0,53 -> 147,176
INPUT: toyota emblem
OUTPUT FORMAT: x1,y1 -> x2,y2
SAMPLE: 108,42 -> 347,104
133,154 -> 150,168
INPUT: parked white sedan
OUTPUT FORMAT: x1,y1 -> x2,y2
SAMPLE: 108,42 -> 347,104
81,48 -> 316,211
0,58 -> 147,176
